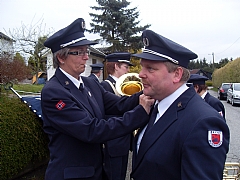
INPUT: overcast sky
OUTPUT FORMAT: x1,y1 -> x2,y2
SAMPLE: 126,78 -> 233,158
1,0 -> 239,63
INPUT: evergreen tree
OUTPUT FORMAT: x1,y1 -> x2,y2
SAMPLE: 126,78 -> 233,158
218,58 -> 229,68
88,0 -> 151,53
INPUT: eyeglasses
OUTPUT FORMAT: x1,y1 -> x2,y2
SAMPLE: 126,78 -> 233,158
68,49 -> 90,56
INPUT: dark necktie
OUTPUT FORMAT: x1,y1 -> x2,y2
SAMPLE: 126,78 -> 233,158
79,83 -> 84,91
145,104 -> 159,133
79,83 -> 91,100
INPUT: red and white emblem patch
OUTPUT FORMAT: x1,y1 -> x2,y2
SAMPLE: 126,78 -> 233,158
208,130 -> 223,147
55,100 -> 66,110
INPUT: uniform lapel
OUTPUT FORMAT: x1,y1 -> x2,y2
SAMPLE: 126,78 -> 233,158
108,76 -> 116,87
204,92 -> 210,103
55,68 -> 96,118
132,87 -> 195,172
133,106 -> 178,169
82,77 -> 103,119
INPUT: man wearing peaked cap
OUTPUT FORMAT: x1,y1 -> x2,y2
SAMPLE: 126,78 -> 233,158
100,52 -> 134,180
188,74 -> 225,119
131,30 -> 229,180
133,29 -> 198,67
41,18 -> 155,180
88,63 -> 104,82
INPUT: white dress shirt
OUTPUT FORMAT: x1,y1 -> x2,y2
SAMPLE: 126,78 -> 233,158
137,83 -> 189,152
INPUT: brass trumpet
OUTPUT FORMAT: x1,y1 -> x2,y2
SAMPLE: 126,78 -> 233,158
116,73 -> 144,96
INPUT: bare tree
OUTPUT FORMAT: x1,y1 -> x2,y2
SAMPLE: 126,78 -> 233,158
8,17 -> 52,84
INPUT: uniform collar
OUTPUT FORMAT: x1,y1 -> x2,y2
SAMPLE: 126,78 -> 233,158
109,74 -> 118,81
157,83 -> 188,117
59,68 -> 83,88
201,91 -> 208,99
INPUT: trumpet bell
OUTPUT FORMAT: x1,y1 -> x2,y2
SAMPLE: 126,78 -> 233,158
116,73 -> 144,96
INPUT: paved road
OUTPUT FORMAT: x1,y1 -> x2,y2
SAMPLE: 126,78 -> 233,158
208,89 -> 240,163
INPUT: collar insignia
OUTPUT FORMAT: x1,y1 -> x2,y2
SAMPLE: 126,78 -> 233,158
177,102 -> 182,108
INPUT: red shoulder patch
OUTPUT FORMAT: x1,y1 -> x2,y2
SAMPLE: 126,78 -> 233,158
55,100 -> 66,110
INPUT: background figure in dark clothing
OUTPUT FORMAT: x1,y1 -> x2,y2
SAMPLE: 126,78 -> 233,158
100,52 -> 134,180
188,74 -> 226,119
88,63 -> 104,82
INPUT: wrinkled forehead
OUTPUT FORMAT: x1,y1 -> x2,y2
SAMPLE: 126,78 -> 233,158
140,58 -> 163,65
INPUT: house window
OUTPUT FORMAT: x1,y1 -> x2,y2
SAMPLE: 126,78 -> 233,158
92,59 -> 97,64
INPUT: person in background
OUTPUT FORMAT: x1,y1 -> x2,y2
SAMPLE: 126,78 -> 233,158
41,18 -> 154,180
100,52 -> 133,180
188,74 -> 225,119
130,29 -> 230,180
89,63 -> 104,82
101,52 -> 133,95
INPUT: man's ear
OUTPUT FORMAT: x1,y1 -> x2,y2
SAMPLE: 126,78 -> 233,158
173,67 -> 183,83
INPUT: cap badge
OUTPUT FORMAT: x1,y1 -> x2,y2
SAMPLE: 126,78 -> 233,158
208,130 -> 223,148
143,37 -> 149,47
81,21 -> 85,29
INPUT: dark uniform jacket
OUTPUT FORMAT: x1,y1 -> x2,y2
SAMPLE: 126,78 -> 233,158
131,87 -> 230,180
41,68 -> 149,180
100,75 -> 133,180
204,92 -> 226,119
88,73 -> 99,82
101,76 -> 116,94
101,76 -> 132,157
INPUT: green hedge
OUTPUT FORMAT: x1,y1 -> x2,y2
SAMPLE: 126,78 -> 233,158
0,94 -> 49,180
206,80 -> 212,87
212,57 -> 240,87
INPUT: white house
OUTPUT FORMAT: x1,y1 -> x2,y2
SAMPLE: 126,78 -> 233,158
46,46 -> 106,81
0,32 -> 14,57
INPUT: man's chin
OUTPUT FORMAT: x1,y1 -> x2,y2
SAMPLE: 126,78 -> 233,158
143,89 -> 149,96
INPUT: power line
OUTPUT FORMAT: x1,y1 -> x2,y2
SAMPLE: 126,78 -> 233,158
217,36 -> 240,54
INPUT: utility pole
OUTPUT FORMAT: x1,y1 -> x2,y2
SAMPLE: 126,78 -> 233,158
209,52 -> 215,71
212,52 -> 215,70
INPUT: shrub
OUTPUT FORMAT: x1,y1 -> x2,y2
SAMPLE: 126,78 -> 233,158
206,80 -> 212,87
0,93 -> 49,180
212,57 -> 240,87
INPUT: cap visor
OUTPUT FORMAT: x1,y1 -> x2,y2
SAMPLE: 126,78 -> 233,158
69,39 -> 98,47
132,52 -> 167,61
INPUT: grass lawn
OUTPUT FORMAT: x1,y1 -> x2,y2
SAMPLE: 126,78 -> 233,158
13,84 -> 44,93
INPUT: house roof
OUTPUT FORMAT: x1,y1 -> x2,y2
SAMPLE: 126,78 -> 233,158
89,46 -> 106,58
0,32 -> 14,41
189,69 -> 212,80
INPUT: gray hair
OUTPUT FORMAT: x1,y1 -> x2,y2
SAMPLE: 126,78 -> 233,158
163,61 -> 190,81
53,48 -> 70,68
